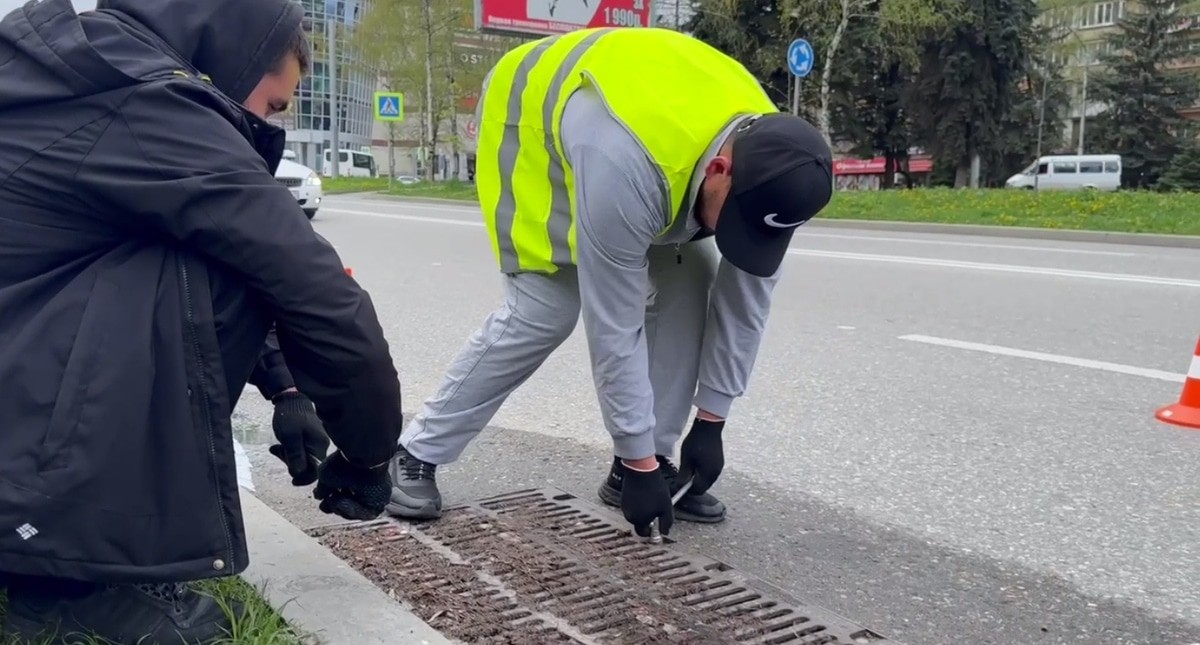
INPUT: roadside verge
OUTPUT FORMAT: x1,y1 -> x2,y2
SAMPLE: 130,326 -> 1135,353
239,491 -> 454,645
343,193 -> 1200,249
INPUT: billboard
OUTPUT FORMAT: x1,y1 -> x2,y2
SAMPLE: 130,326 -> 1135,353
475,0 -> 654,37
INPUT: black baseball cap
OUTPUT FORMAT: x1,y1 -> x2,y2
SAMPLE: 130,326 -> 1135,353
714,113 -> 834,278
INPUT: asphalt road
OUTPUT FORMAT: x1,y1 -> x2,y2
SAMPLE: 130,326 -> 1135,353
237,194 -> 1200,645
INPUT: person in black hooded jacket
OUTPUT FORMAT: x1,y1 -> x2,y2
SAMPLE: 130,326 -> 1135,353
0,0 -> 403,641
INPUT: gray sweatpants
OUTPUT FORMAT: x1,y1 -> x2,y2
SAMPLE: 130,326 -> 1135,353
401,238 -> 720,464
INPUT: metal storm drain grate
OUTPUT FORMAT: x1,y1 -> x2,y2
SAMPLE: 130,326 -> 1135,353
312,488 -> 894,645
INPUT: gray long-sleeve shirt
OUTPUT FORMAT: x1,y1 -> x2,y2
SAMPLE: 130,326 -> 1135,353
560,86 -> 782,460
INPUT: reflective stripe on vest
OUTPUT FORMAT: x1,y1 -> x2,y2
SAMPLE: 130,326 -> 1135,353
477,28 -> 778,275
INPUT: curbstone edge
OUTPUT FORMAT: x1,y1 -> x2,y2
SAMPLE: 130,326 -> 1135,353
350,193 -> 1200,249
239,491 -> 455,645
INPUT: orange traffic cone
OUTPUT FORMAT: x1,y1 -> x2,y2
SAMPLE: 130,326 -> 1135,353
1155,335 -> 1200,430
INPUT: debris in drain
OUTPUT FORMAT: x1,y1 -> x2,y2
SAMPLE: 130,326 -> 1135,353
312,488 -> 894,645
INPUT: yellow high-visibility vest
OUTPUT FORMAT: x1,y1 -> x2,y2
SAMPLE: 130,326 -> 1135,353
476,27 -> 778,274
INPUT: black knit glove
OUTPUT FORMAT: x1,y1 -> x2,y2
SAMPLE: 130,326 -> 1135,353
313,451 -> 392,521
677,418 -> 726,495
620,463 -> 674,538
268,391 -> 330,486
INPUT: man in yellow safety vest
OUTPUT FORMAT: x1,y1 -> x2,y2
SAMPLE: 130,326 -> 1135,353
388,26 -> 834,537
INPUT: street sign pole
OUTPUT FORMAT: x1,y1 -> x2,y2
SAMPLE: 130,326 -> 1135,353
787,38 -> 814,116
791,75 -> 800,116
373,91 -> 405,186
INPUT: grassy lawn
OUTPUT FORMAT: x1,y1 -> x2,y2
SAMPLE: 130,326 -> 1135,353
818,188 -> 1200,236
319,176 -> 393,195
322,177 -> 1200,236
322,176 -> 476,200
0,577 -> 303,645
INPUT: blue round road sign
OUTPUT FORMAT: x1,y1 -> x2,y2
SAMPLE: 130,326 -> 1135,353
787,38 -> 814,78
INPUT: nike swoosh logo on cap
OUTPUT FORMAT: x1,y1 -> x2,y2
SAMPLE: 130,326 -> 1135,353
763,213 -> 803,229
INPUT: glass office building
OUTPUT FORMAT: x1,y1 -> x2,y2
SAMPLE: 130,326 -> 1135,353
269,0 -> 376,171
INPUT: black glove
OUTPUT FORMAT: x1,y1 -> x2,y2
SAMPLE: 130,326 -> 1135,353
619,462 -> 674,537
268,391 -> 330,486
677,418 -> 725,496
313,451 -> 392,521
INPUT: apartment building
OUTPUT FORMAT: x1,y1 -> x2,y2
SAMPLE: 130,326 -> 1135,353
1038,0 -> 1200,149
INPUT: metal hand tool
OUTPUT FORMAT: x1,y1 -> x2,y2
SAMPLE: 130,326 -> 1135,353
646,477 -> 693,544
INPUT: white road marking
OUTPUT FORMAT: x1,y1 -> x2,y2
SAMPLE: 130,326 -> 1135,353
330,201 -> 1136,257
795,231 -> 1135,257
786,248 -> 1200,289
323,208 -> 484,227
899,334 -> 1187,383
323,207 -> 1200,289
330,200 -> 477,215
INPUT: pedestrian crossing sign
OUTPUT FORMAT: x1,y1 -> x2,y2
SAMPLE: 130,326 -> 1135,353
374,91 -> 404,121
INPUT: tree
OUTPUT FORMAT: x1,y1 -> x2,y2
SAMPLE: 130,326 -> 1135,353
351,0 -> 427,178
1159,139 -> 1200,191
825,0 -> 959,186
983,64 -> 1073,185
684,0 -> 796,109
353,0 -> 518,181
827,21 -> 917,187
972,10 -> 1075,185
781,0 -> 951,147
1086,0 -> 1200,188
908,0 -> 1041,187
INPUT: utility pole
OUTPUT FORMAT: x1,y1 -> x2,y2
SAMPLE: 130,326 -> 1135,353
1034,66 -> 1049,191
327,9 -> 341,178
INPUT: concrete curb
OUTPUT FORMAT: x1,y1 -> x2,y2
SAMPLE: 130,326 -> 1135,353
239,491 -> 454,645
346,192 -> 1200,249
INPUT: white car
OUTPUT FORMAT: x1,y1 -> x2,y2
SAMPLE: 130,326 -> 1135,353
275,150 -> 323,219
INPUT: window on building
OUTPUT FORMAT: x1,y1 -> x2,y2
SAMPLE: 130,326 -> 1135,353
1096,1 -> 1115,25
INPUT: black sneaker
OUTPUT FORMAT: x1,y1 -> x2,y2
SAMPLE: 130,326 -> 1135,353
597,455 -> 727,523
386,446 -> 442,520
3,580 -> 239,644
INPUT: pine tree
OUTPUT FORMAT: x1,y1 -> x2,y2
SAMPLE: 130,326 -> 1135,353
1088,0 -> 1200,188
1158,140 -> 1200,191
826,0 -> 955,188
985,19 -> 1073,185
907,0 -> 1042,187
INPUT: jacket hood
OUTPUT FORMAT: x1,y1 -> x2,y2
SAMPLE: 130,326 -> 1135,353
0,0 -> 304,109
96,0 -> 305,102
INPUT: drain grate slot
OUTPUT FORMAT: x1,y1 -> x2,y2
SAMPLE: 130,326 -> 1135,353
314,487 -> 894,644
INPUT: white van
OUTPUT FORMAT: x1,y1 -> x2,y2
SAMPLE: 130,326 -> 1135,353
322,148 -> 377,178
1005,154 -> 1122,191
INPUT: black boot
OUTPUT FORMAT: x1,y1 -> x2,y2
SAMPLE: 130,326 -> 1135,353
3,579 -> 239,644
386,446 -> 442,520
598,455 -> 727,523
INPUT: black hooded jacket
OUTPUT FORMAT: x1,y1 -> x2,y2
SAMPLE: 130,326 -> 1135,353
0,0 -> 403,582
